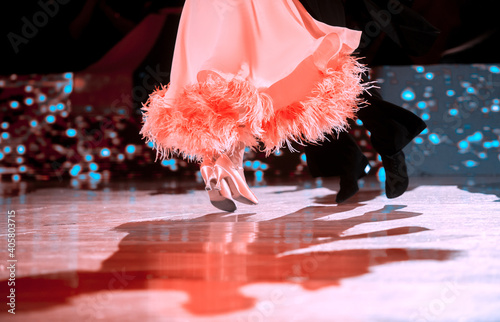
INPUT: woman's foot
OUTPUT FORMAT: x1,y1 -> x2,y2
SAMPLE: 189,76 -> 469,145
215,143 -> 258,205
200,158 -> 237,212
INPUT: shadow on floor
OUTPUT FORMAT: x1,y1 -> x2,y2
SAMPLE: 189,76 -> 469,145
458,182 -> 500,202
0,205 -> 460,318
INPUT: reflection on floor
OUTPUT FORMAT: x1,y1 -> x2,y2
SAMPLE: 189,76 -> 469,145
0,176 -> 499,321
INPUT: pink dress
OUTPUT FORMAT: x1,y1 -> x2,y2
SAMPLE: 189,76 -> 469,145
141,0 -> 366,161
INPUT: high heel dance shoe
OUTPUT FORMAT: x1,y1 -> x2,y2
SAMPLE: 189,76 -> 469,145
214,154 -> 258,205
200,162 -> 237,212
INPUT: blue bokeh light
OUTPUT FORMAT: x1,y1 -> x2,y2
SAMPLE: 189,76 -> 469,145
100,148 -> 111,157
64,72 -> 72,79
70,179 -> 79,188
356,119 -> 363,126
12,174 -> 20,182
63,84 -> 73,94
4,146 -> 12,153
89,163 -> 98,171
30,120 -> 38,127
458,141 -> 469,149
489,65 -> 500,73
126,145 -> 136,154
446,90 -> 455,97
1,122 -> 8,129
1,132 -> 9,140
464,160 -> 478,168
414,137 -> 424,144
429,133 -> 440,144
17,145 -> 26,154
39,94 -> 46,102
421,113 -> 430,121
255,170 -> 263,182
449,109 -> 458,116
89,172 -> 102,181
10,101 -> 19,109
161,159 -> 175,167
66,129 -> 77,137
252,160 -> 261,170
46,115 -> 55,124
425,72 -> 434,80
415,66 -> 424,73
70,165 -> 82,176
417,101 -> 427,109
300,154 -> 307,162
467,131 -> 483,142
25,98 -> 34,105
85,154 -> 93,162
401,89 -> 415,101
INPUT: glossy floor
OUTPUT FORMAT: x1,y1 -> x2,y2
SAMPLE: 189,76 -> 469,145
1,176 -> 499,321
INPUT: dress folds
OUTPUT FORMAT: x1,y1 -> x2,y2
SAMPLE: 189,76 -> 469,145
141,0 -> 366,161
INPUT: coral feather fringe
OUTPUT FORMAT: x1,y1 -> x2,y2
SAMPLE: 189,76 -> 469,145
140,54 -> 367,162
260,54 -> 367,154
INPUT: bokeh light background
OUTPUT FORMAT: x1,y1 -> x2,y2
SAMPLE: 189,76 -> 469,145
2,63 -> 499,189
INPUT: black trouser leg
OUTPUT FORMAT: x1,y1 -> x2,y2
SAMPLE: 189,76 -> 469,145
304,131 -> 368,178
357,92 -> 427,156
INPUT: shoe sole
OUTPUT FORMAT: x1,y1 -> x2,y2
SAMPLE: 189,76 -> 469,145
207,180 -> 237,212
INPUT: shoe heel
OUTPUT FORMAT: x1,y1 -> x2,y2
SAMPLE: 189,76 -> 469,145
215,155 -> 258,205
200,166 -> 213,191
201,164 -> 236,212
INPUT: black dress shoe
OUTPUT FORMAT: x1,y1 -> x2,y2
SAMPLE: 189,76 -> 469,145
381,151 -> 409,199
336,155 -> 370,203
336,176 -> 359,203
